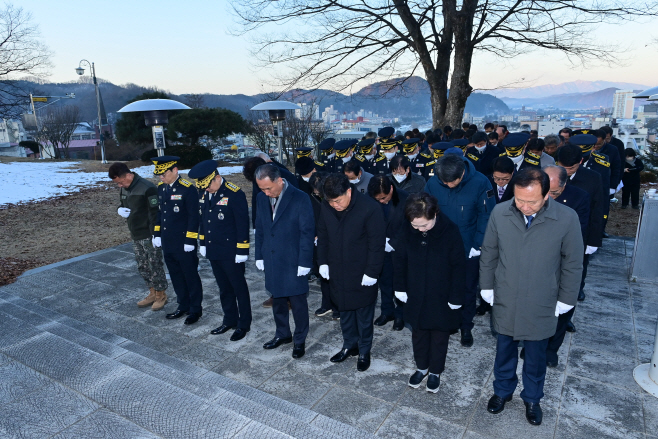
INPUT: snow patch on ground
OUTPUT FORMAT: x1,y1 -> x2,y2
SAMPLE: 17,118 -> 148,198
0,162 -> 244,207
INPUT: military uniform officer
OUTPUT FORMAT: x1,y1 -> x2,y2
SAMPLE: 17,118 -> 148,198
498,133 -> 530,171
421,142 -> 452,180
188,160 -> 252,341
356,138 -> 388,176
518,150 -> 542,171
451,139 -> 469,154
295,147 -> 325,174
465,132 -> 500,179
152,156 -> 204,325
318,138 -> 336,170
327,139 -> 357,174
401,138 -> 434,178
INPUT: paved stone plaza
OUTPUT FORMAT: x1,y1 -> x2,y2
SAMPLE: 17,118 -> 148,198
0,236 -> 656,438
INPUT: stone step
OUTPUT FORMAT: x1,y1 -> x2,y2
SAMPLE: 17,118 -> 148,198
0,291 -> 374,439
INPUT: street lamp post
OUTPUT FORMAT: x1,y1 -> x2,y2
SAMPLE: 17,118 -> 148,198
250,101 -> 302,163
75,59 -> 106,163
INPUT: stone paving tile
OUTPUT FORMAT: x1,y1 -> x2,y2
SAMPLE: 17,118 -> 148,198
169,339 -> 231,370
211,352 -> 286,387
258,367 -> 333,409
335,356 -> 410,403
643,393 -> 658,437
572,305 -> 634,333
633,298 -> 658,317
50,408 -> 162,439
312,386 -> 394,434
232,421 -> 293,439
554,414 -> 645,439
634,313 -> 658,336
567,346 -> 642,389
466,396 -> 558,439
569,321 -> 636,358
87,249 -> 135,264
0,360 -> 52,405
286,341 -> 360,385
375,406 -> 466,439
630,285 -> 658,305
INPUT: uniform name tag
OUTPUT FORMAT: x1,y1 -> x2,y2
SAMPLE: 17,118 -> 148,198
416,164 -> 424,167
218,197 -> 229,205
171,195 -> 182,200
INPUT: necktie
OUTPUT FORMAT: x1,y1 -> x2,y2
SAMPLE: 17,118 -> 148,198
526,215 -> 533,229
498,186 -> 505,199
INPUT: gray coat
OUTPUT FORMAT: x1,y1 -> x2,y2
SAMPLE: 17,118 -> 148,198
479,197 -> 583,340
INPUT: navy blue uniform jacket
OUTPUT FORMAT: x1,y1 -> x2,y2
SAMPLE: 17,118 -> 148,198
553,184 -> 590,244
255,184 -> 315,298
154,176 -> 199,254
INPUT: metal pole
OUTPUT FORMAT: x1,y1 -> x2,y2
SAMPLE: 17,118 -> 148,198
29,94 -> 44,159
277,120 -> 283,163
92,63 -> 106,163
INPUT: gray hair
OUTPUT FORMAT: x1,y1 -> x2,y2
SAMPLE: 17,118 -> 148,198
543,164 -> 567,187
544,134 -> 560,148
254,163 -> 281,182
436,154 -> 466,183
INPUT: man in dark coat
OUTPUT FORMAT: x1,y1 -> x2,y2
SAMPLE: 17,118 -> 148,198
255,164 -> 315,359
317,173 -> 386,372
491,156 -> 515,205
367,175 -> 409,330
480,168 -> 583,426
465,131 -> 500,179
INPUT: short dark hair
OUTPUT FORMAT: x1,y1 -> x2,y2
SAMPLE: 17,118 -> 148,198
530,130 -> 538,138
513,168 -> 550,197
488,132 -> 499,141
343,160 -> 361,176
452,129 -> 466,139
600,126 -> 613,135
309,171 -> 329,196
443,125 -> 453,134
108,162 -> 130,179
367,175 -> 393,197
484,122 -> 495,130
436,154 -> 465,183
364,131 -> 377,139
471,131 -> 488,145
323,173 -> 351,199
492,156 -> 514,175
469,124 -> 478,131
592,129 -> 606,140
526,138 -> 545,153
559,127 -> 573,136
243,156 -> 266,182
462,122 -> 471,130
465,128 -> 476,140
557,144 -> 583,167
625,147 -> 637,158
405,192 -> 439,222
425,133 -> 438,145
404,130 -> 414,138
389,154 -> 409,172
254,163 -> 281,182
499,125 -> 508,133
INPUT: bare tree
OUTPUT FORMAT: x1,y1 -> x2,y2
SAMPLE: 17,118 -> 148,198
0,4 -> 52,118
232,1 -> 658,128
183,93 -> 206,109
37,106 -> 81,159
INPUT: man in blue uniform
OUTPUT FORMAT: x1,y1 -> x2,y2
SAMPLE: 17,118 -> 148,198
465,131 -> 500,179
327,139 -> 357,174
318,138 -> 336,169
498,133 -> 530,172
188,160 -> 252,341
356,138 -> 388,176
401,138 -> 434,178
152,156 -> 204,325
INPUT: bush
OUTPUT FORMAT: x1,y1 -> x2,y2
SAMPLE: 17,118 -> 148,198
141,145 -> 212,170
640,171 -> 657,184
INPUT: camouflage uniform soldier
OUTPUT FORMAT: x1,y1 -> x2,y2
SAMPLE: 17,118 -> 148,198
109,162 -> 168,310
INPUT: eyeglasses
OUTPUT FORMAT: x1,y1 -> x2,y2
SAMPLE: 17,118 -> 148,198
493,176 -> 512,183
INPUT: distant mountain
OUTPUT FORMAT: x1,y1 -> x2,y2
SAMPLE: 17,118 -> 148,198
16,76 -> 510,122
500,87 -> 647,110
493,80 -> 650,99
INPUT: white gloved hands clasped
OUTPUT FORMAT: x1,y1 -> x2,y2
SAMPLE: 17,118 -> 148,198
117,207 -> 131,218
555,301 -> 574,317
469,248 -> 481,258
385,237 -> 394,252
394,291 -> 408,303
481,289 -> 494,306
297,266 -> 311,276
319,264 -> 329,280
199,246 -> 206,257
585,246 -> 598,255
184,244 -> 195,252
448,303 -> 462,310
152,236 -> 161,248
361,274 -> 377,286
256,260 -> 264,270
235,255 -> 248,263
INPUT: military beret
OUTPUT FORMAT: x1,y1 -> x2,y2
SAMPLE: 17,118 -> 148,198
152,155 -> 180,175
319,138 -> 336,151
378,127 -> 395,138
187,159 -> 219,189
295,156 -> 315,175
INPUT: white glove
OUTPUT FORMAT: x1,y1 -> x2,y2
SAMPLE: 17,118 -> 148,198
297,266 -> 311,276
481,289 -> 494,306
251,229 -> 256,235
555,301 -> 574,317
152,236 -> 161,248
256,260 -> 264,270
609,188 -> 616,195
184,244 -> 195,252
319,264 -> 329,279
395,291 -> 408,303
199,246 -> 206,257
235,255 -> 248,263
469,248 -> 481,258
448,302 -> 462,310
361,274 -> 377,286
585,246 -> 598,255
117,207 -> 131,218
314,237 -> 318,247
385,237 -> 394,252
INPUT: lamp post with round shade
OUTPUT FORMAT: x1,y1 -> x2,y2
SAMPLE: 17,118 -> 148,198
250,101 -> 302,163
75,60 -> 106,163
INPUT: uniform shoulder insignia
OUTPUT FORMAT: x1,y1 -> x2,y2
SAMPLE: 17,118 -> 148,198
426,160 -> 436,167
226,182 -> 240,192
157,181 -> 164,186
314,160 -> 325,167
499,152 -> 507,157
595,158 -> 610,167
179,178 -> 192,187
354,154 -> 365,162
420,152 -> 431,158
467,153 -> 479,161
375,155 -> 386,162
524,157 -> 540,166
591,152 -> 607,160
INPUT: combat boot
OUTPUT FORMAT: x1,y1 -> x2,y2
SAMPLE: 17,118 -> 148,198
137,288 -> 156,308
152,290 -> 168,311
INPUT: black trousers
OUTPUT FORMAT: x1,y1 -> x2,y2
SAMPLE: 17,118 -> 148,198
579,253 -> 590,293
462,256 -> 479,331
412,329 -> 450,375
622,182 -> 640,207
379,253 -> 403,319
209,259 -> 252,330
272,294 -> 309,345
164,252 -> 203,314
313,248 -> 334,310
493,334 -> 549,404
547,307 -> 575,363
340,301 -> 376,354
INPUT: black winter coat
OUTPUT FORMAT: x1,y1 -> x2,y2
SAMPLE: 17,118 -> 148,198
379,187 -> 409,242
317,190 -> 386,311
392,212 -> 466,331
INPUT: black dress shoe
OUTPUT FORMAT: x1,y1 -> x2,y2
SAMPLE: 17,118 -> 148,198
577,289 -> 585,302
210,324 -> 235,335
263,336 -> 293,349
602,232 -> 611,239
460,328 -> 473,347
546,358 -> 558,368
166,309 -> 188,320
292,343 -> 305,359
487,394 -> 512,414
524,401 -> 543,425
408,370 -> 428,388
330,347 -> 359,363
184,313 -> 202,325
476,302 -> 491,316
392,318 -> 405,331
230,328 -> 249,341
374,315 -> 394,326
356,353 -> 371,372
332,311 -> 340,320
566,321 -> 576,333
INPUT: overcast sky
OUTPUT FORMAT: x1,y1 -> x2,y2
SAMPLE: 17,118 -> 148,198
20,0 -> 658,95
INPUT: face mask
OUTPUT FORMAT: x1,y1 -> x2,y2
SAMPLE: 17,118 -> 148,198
342,156 -> 351,163
365,154 -> 375,160
302,176 -> 311,182
626,157 -> 635,163
349,178 -> 360,184
407,153 -> 418,160
384,152 -> 396,160
393,174 -> 406,183
327,153 -> 335,159
475,145 -> 486,152
510,154 -> 523,165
